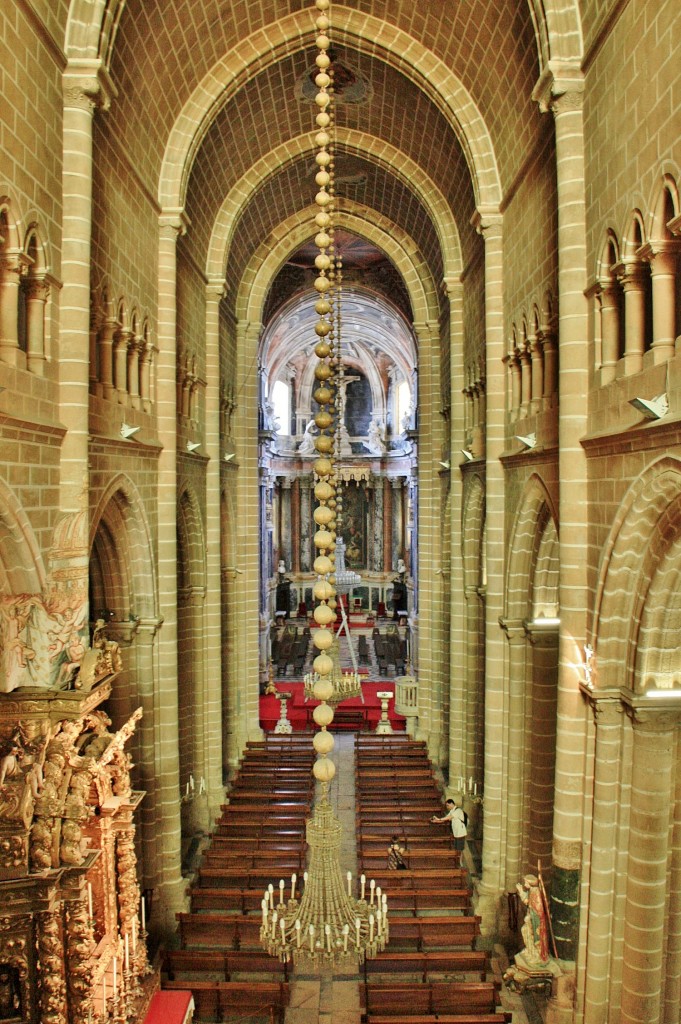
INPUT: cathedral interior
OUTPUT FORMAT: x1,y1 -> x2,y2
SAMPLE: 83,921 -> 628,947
1,0 -> 681,1021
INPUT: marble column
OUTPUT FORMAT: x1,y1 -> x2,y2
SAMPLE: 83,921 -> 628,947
291,478 -> 301,574
280,477 -> 293,573
299,475 -> 312,572
373,479 -> 384,572
382,477 -> 392,573
392,477 -> 403,566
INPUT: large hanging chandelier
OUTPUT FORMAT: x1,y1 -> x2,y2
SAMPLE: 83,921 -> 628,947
261,0 -> 388,965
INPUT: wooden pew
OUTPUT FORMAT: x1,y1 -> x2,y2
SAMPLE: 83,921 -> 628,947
370,889 -> 471,914
164,947 -> 289,982
384,916 -> 481,951
360,980 -> 499,1017
189,888 -> 272,914
359,849 -> 460,872
359,834 -> 454,850
201,850 -> 305,873
214,822 -> 307,840
163,979 -> 289,1024
209,834 -> 305,854
177,912 -> 263,950
354,822 -> 453,841
197,866 -> 300,890
363,950 -> 489,982
367,869 -> 469,890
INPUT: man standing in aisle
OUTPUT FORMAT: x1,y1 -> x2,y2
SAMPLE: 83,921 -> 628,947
431,797 -> 467,851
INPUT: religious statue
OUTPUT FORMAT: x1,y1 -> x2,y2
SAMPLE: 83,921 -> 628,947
503,869 -> 560,994
297,419 -> 317,455
364,416 -> 386,455
516,873 -> 550,964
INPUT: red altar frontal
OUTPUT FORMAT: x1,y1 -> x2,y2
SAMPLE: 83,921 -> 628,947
260,682 -> 407,732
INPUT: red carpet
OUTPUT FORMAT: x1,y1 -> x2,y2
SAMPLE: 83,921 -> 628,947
260,681 -> 406,732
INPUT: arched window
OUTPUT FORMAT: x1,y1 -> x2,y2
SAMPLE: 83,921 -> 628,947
271,379 -> 290,435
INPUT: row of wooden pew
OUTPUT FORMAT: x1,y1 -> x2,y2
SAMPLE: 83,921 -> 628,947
354,734 -> 512,1024
163,735 -> 317,1021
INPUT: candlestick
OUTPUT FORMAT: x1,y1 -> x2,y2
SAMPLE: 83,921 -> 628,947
343,924 -> 349,952
268,883 -> 274,909
141,895 -> 146,932
474,782 -> 478,796
279,879 -> 285,905
261,899 -> 268,926
468,775 -> 473,793
189,773 -> 195,791
291,873 -> 297,900
360,874 -> 366,900
325,923 -> 331,953
369,914 -> 374,942
369,879 -> 375,906
87,882 -> 93,920
355,917 -> 361,948
346,870 -> 352,897
270,912 -> 277,939
131,917 -> 137,953
309,924 -> 315,952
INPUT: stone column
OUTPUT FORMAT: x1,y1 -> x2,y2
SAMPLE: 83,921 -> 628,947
280,477 -> 293,574
526,621 -> 559,871
204,278 -> 226,820
509,348 -> 522,415
60,64 -> 114,514
445,276 -> 468,781
615,259 -> 646,376
230,319 -> 264,752
542,327 -> 559,399
533,67 -> 590,961
98,315 -> 118,399
530,332 -> 544,412
133,616 -> 164,895
0,250 -> 26,365
598,278 -> 621,384
127,332 -> 141,409
620,704 -> 681,1023
472,208 -> 507,931
581,693 -> 626,1024
639,241 -> 681,364
24,276 -> 49,375
188,584 -> 210,831
113,325 -> 131,404
153,208 -> 189,931
140,335 -> 154,413
519,344 -> 532,413
499,618 -> 528,891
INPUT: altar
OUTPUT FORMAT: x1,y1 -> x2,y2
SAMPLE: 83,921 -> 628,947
260,681 -> 406,732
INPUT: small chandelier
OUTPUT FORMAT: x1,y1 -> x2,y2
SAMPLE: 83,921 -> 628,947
303,637 -> 362,705
261,0 -> 388,966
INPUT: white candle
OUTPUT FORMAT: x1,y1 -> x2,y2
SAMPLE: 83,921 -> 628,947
291,873 -> 297,900
369,914 -> 374,942
295,920 -> 301,947
474,782 -> 478,796
309,924 -> 315,952
268,884 -> 274,909
468,776 -> 473,793
303,871 -> 308,885
279,879 -> 285,905
376,886 -> 382,906
271,911 -> 278,938
185,782 -> 190,797
343,924 -> 349,952
355,917 -> 361,948
132,917 -> 137,953
261,899 -> 268,926
199,776 -> 205,794
346,871 -> 352,897
369,879 -> 376,906
325,923 -> 331,952
360,874 -> 366,900
125,934 -> 129,972
112,957 -> 117,998
87,882 -> 93,920
190,773 -> 194,791
280,918 -> 286,940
